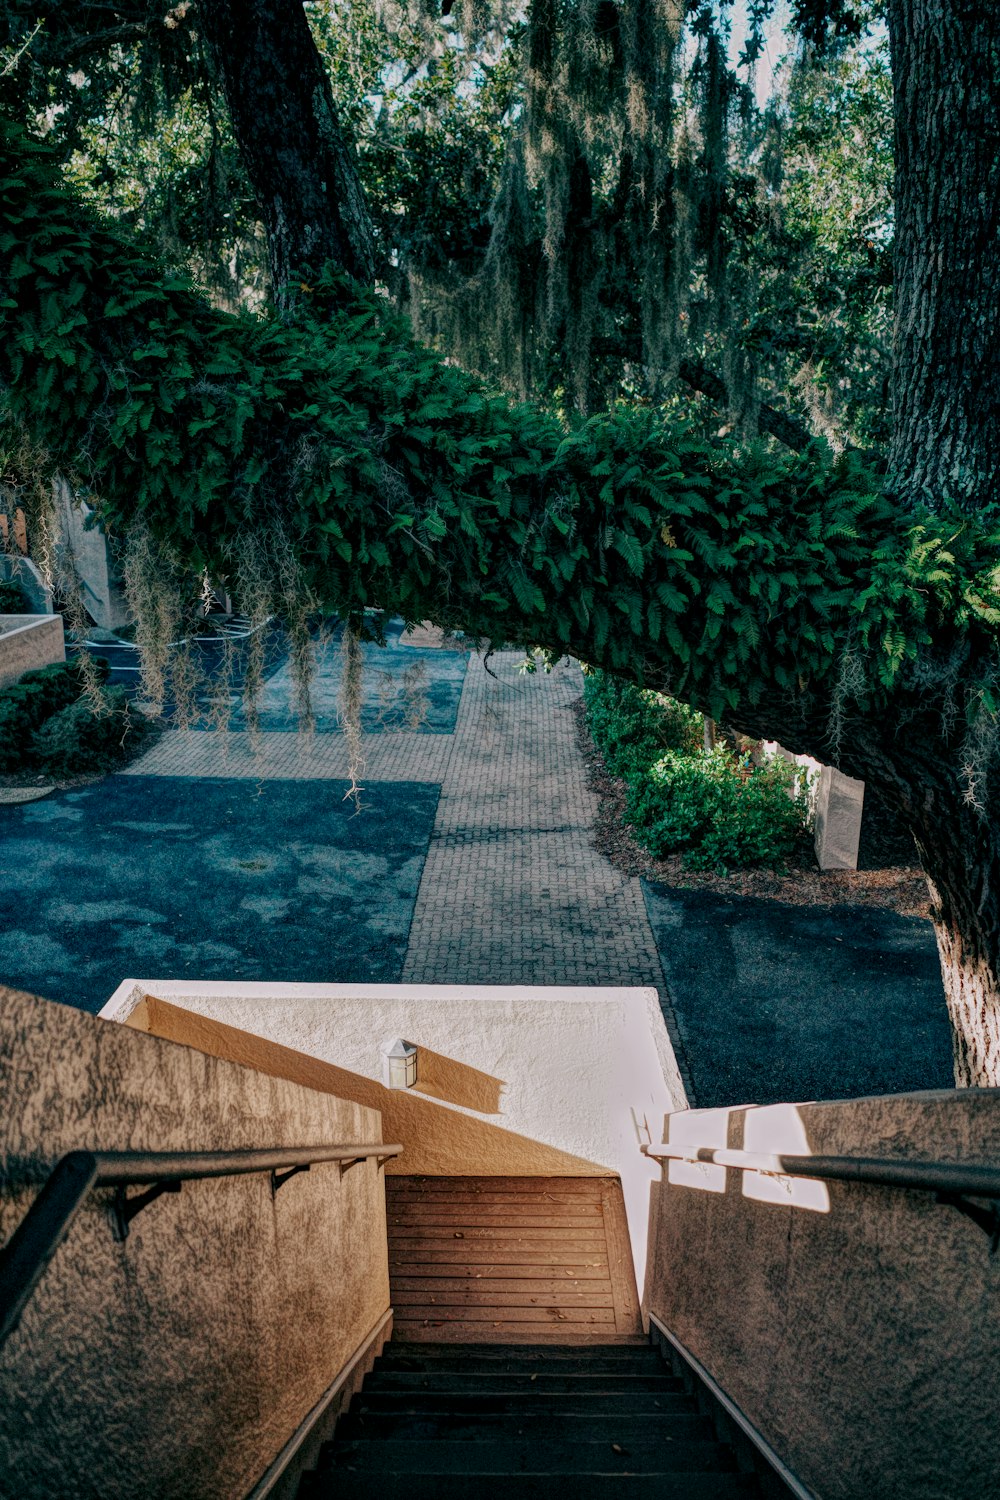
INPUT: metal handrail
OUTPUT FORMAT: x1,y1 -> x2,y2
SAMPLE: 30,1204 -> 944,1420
0,1142 -> 402,1348
641,1143 -> 1000,1245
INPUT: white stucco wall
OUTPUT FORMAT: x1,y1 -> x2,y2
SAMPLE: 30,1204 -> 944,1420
102,981 -> 687,1293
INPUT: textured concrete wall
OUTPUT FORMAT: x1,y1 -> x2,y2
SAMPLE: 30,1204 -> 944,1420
124,994 -> 605,1178
55,477 -> 130,630
0,554 -> 52,614
765,741 -> 864,870
102,980 -> 683,1292
0,613 -> 65,688
813,763 -> 865,870
0,987 -> 390,1500
644,1090 -> 1000,1500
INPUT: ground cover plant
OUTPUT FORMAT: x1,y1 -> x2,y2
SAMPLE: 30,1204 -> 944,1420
0,578 -> 30,612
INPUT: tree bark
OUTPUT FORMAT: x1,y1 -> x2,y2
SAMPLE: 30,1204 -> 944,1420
849,725 -> 1000,1088
888,0 -> 1000,512
864,736 -> 1000,1088
197,0 -> 375,304
880,0 -> 1000,1081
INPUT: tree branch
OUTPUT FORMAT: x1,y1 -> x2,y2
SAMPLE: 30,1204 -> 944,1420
677,358 -> 815,455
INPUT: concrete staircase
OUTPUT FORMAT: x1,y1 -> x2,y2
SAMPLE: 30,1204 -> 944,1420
299,1341 -> 764,1497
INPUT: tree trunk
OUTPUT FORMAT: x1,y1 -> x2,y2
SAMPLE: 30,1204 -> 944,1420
884,0 -> 1000,1080
888,0 -> 1000,511
876,741 -> 1000,1088
197,0 -> 375,304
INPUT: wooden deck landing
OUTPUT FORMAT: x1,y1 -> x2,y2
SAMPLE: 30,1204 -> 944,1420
386,1175 -> 643,1344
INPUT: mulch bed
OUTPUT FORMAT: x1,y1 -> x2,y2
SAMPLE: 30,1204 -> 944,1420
570,698 -> 931,920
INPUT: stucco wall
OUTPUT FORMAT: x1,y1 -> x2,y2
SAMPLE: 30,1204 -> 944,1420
0,554 -> 52,613
102,980 -> 684,1292
0,613 -> 65,689
0,986 -> 391,1500
55,476 -> 130,630
644,1090 -> 1000,1499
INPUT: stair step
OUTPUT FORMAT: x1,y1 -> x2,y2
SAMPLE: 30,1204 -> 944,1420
325,1437 -> 736,1475
353,1390 -> 694,1416
366,1371 -> 679,1394
299,1470 -> 762,1498
376,1353 -> 667,1376
337,1411 -> 714,1442
388,1342 -> 654,1360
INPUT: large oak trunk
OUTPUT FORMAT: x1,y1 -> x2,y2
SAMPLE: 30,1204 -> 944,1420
888,0 -> 1000,511
878,740 -> 1000,1088
197,0 -> 375,304
885,0 -> 1000,1081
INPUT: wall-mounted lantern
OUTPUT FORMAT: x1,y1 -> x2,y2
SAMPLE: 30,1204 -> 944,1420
385,1039 -> 418,1089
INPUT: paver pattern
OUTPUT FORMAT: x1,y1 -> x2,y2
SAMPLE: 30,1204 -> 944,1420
123,646 -> 671,996
401,654 -> 666,991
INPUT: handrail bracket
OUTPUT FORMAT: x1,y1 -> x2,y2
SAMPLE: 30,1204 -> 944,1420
109,1181 -> 181,1243
936,1191 -> 1000,1253
271,1163 -> 311,1197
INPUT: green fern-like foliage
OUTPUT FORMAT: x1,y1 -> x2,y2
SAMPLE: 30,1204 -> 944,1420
2,122 -> 999,725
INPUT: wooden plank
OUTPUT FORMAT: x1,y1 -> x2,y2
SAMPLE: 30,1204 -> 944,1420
386,1177 -> 607,1196
386,1188 -> 605,1206
386,1174 -> 637,1346
389,1241 -> 607,1256
390,1250 -> 609,1269
388,1225 -> 607,1243
387,1199 -> 603,1214
391,1323 -> 647,1346
392,1289 -> 614,1308
391,1276 -> 610,1293
391,1305 -> 616,1324
389,1219 -> 603,1233
599,1179 -> 642,1335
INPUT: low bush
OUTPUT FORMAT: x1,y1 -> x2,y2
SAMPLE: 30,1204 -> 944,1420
627,747 -> 807,871
584,667 -> 809,871
0,661 -> 86,769
0,656 -> 151,774
0,578 -> 31,612
583,671 -> 701,778
31,685 -> 147,773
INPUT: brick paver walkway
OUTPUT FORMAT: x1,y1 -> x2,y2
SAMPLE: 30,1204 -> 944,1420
124,648 -> 670,994
401,653 -> 666,989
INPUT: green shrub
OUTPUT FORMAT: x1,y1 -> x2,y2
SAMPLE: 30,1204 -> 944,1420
583,671 -> 701,778
0,656 -> 137,773
626,747 -> 808,871
30,684 -> 149,773
0,661 -> 86,769
0,578 -> 31,612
